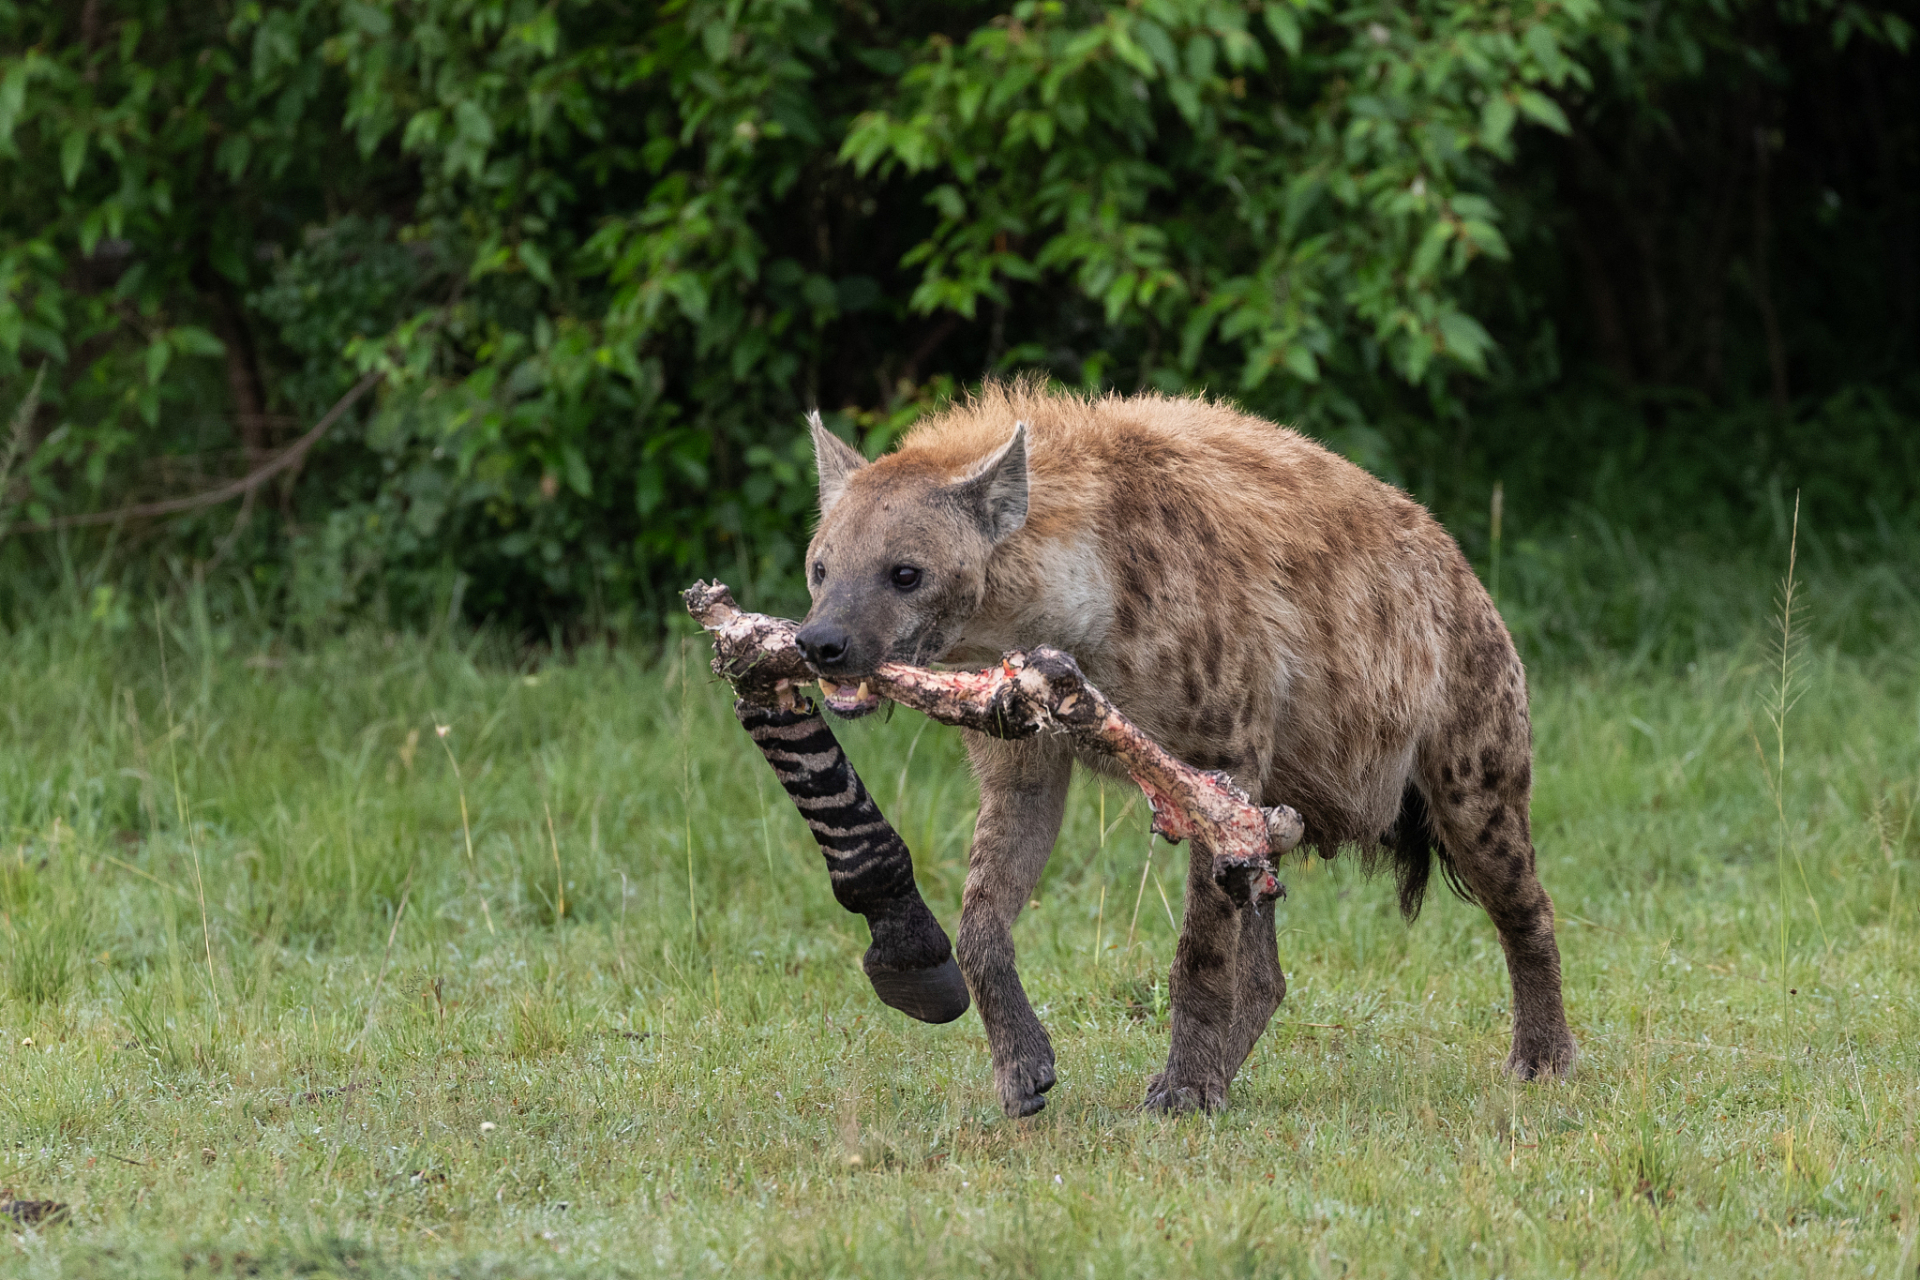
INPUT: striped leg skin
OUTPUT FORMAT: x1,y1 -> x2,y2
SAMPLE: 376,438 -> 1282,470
735,700 -> 970,1025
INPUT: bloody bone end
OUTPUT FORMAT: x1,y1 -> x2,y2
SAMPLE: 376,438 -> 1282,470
682,581 -> 814,703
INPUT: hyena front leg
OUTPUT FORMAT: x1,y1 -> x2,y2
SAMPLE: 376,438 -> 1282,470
1143,838 -> 1243,1113
957,733 -> 1073,1118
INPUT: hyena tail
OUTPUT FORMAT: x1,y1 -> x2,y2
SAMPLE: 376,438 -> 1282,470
1386,782 -> 1477,921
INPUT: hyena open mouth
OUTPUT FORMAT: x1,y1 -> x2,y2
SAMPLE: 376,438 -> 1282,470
817,676 -> 882,717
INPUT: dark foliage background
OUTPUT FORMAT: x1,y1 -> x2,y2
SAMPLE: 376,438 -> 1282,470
0,0 -> 1914,651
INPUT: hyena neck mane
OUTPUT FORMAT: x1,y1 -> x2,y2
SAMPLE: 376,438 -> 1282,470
902,388 -> 1248,673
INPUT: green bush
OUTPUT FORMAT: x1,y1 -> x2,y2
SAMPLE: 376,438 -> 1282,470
0,0 -> 1913,631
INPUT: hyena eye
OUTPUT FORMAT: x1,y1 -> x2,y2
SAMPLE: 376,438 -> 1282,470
890,564 -> 922,591
811,561 -> 826,585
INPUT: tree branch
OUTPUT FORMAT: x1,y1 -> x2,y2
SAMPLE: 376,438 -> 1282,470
5,368 -> 383,535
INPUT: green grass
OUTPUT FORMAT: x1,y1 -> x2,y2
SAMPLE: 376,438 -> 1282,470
2,581 -> 1918,1279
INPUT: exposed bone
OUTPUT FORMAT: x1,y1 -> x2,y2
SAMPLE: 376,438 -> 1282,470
683,580 -> 1302,906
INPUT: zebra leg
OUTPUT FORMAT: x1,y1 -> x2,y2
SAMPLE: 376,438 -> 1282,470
735,700 -> 970,1025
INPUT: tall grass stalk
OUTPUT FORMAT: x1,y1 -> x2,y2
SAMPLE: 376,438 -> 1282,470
437,723 -> 496,935
680,639 -> 699,945
1125,841 -> 1153,955
1763,494 -> 1803,1023
545,800 -> 568,924
157,603 -> 220,1028
1092,881 -> 1106,968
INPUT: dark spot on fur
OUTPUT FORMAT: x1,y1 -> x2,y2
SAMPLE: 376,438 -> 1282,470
1475,809 -> 1507,847
1368,592 -> 1391,636
1117,553 -> 1154,608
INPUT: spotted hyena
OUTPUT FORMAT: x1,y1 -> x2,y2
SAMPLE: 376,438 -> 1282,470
796,381 -> 1575,1117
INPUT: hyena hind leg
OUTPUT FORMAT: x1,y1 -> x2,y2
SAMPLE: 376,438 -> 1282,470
1144,839 -> 1244,1113
1418,730 -> 1577,1081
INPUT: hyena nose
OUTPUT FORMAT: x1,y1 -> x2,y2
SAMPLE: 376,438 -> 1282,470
795,622 -> 851,672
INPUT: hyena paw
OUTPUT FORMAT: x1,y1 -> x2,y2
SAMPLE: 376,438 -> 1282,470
995,1054 -> 1057,1119
1505,1027 -> 1578,1082
1141,1071 -> 1225,1115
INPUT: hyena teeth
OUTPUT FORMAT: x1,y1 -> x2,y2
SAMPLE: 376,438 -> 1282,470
856,681 -> 871,702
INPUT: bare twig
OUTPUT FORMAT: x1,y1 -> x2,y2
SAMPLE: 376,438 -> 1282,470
4,368 -> 383,534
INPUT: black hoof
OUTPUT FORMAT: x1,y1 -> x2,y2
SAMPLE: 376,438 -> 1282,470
863,955 -> 971,1024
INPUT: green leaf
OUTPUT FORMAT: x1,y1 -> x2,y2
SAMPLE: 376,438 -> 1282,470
1411,220 -> 1453,279
144,337 -> 172,386
344,1 -> 391,37
216,133 -> 252,180
0,63 -> 29,143
519,242 -> 556,287
1135,20 -> 1179,74
1264,5 -> 1303,57
59,129 -> 86,190
1515,90 -> 1570,135
1481,94 -> 1517,150
562,445 -> 592,497
1282,343 -> 1319,382
1437,310 -> 1493,370
1523,25 -> 1564,76
168,325 -> 226,358
1167,79 -> 1203,125
1459,219 -> 1510,260
1184,33 -> 1217,82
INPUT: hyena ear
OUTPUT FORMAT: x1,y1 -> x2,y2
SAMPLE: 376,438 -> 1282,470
954,421 -> 1030,543
810,410 -> 867,516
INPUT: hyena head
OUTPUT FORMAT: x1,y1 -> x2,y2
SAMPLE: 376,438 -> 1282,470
797,413 -> 1029,716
